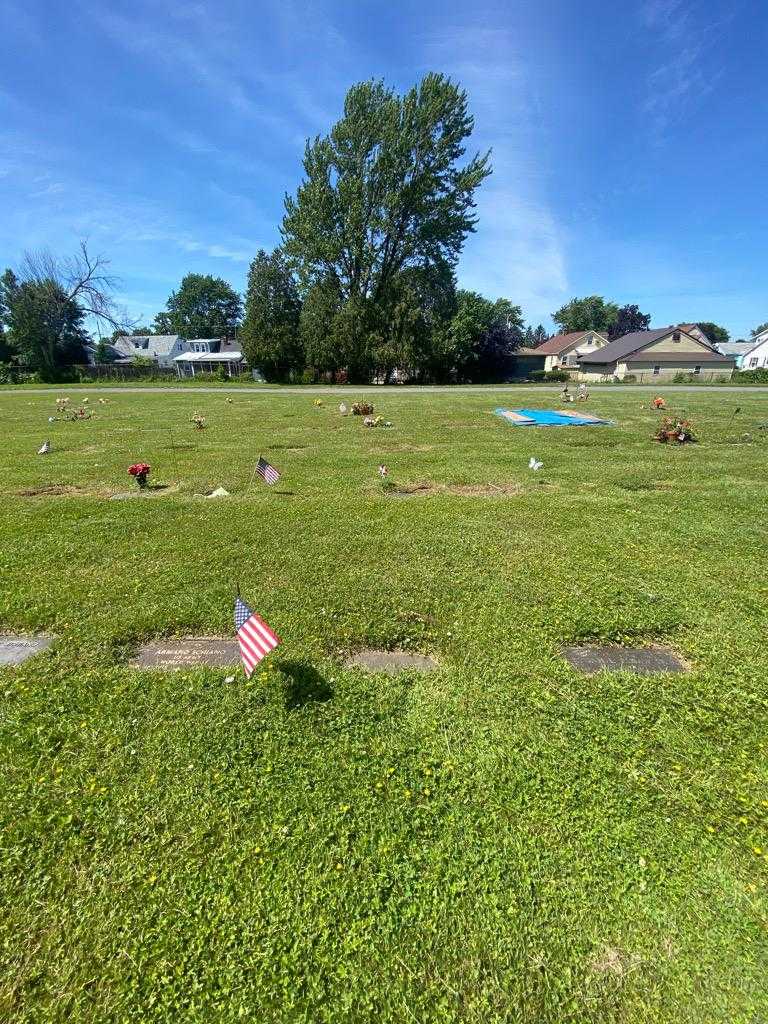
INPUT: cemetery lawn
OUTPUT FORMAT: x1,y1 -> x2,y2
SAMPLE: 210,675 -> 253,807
1,387 -> 767,1023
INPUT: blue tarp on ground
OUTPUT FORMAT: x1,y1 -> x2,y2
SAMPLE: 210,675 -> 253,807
495,408 -> 610,426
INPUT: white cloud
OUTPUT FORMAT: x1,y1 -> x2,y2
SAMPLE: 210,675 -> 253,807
420,26 -> 568,325
640,0 -> 732,138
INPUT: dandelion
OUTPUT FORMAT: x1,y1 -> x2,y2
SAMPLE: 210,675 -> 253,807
753,847 -> 763,855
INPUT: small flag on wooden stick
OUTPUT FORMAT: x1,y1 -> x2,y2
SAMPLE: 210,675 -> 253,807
255,456 -> 281,486
235,596 -> 280,677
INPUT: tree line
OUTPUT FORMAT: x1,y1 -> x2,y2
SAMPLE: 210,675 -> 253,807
0,74 -> 748,382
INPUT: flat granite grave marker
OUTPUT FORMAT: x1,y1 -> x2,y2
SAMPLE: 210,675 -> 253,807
562,645 -> 687,675
131,638 -> 240,670
344,650 -> 439,675
0,635 -> 54,666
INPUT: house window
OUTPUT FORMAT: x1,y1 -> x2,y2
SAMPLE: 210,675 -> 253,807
653,365 -> 660,375
749,357 -> 758,368
587,336 -> 593,345
693,365 -> 701,375
672,331 -> 681,342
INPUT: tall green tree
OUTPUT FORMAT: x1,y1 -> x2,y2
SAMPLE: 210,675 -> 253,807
154,274 -> 242,338
552,296 -> 619,334
442,290 -> 523,382
282,73 -> 491,381
752,322 -> 768,337
2,274 -> 89,375
0,270 -> 14,361
532,324 -> 549,347
696,321 -> 729,345
1,245 -> 125,377
241,250 -> 303,381
299,278 -> 344,375
608,303 -> 651,340
376,262 -> 457,381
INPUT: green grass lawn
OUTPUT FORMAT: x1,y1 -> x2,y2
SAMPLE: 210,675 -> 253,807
1,388 -> 767,1023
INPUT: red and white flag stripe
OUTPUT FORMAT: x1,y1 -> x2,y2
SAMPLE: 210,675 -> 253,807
235,597 -> 280,676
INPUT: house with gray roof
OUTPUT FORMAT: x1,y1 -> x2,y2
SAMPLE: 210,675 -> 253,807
576,325 -> 735,382
111,334 -> 189,367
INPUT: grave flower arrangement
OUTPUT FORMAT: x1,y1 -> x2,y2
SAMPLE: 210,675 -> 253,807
59,406 -> 92,421
652,397 -> 667,410
128,462 -> 151,488
191,412 -> 206,429
653,416 -> 696,444
352,401 -> 374,416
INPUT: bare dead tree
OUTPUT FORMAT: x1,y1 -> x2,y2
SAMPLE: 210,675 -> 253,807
19,242 -> 135,337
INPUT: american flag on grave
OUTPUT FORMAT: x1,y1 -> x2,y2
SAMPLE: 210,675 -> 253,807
255,456 -> 281,485
234,596 -> 280,676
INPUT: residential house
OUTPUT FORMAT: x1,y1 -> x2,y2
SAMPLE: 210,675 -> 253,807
715,342 -> 756,368
514,330 -> 608,376
173,338 -> 246,377
577,326 -> 735,381
111,335 -> 189,367
716,328 -> 768,370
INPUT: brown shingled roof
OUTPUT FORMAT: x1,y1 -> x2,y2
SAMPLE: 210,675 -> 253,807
533,331 -> 606,355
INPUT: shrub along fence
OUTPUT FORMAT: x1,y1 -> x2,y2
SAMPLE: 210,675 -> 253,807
74,364 -> 179,381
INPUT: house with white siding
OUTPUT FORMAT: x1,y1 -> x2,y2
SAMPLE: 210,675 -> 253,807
173,338 -> 246,377
716,329 -> 768,370
515,330 -> 608,375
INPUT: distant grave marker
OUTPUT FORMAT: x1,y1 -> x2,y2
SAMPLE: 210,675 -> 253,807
344,650 -> 439,675
131,638 -> 240,670
0,635 -> 53,666
562,645 -> 688,675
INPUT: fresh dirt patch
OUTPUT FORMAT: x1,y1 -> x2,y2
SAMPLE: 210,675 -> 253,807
344,649 -> 439,674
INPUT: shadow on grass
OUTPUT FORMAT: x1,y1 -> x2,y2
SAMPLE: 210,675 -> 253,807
278,661 -> 334,709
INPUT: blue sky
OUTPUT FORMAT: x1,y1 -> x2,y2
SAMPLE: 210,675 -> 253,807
1,0 -> 766,337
